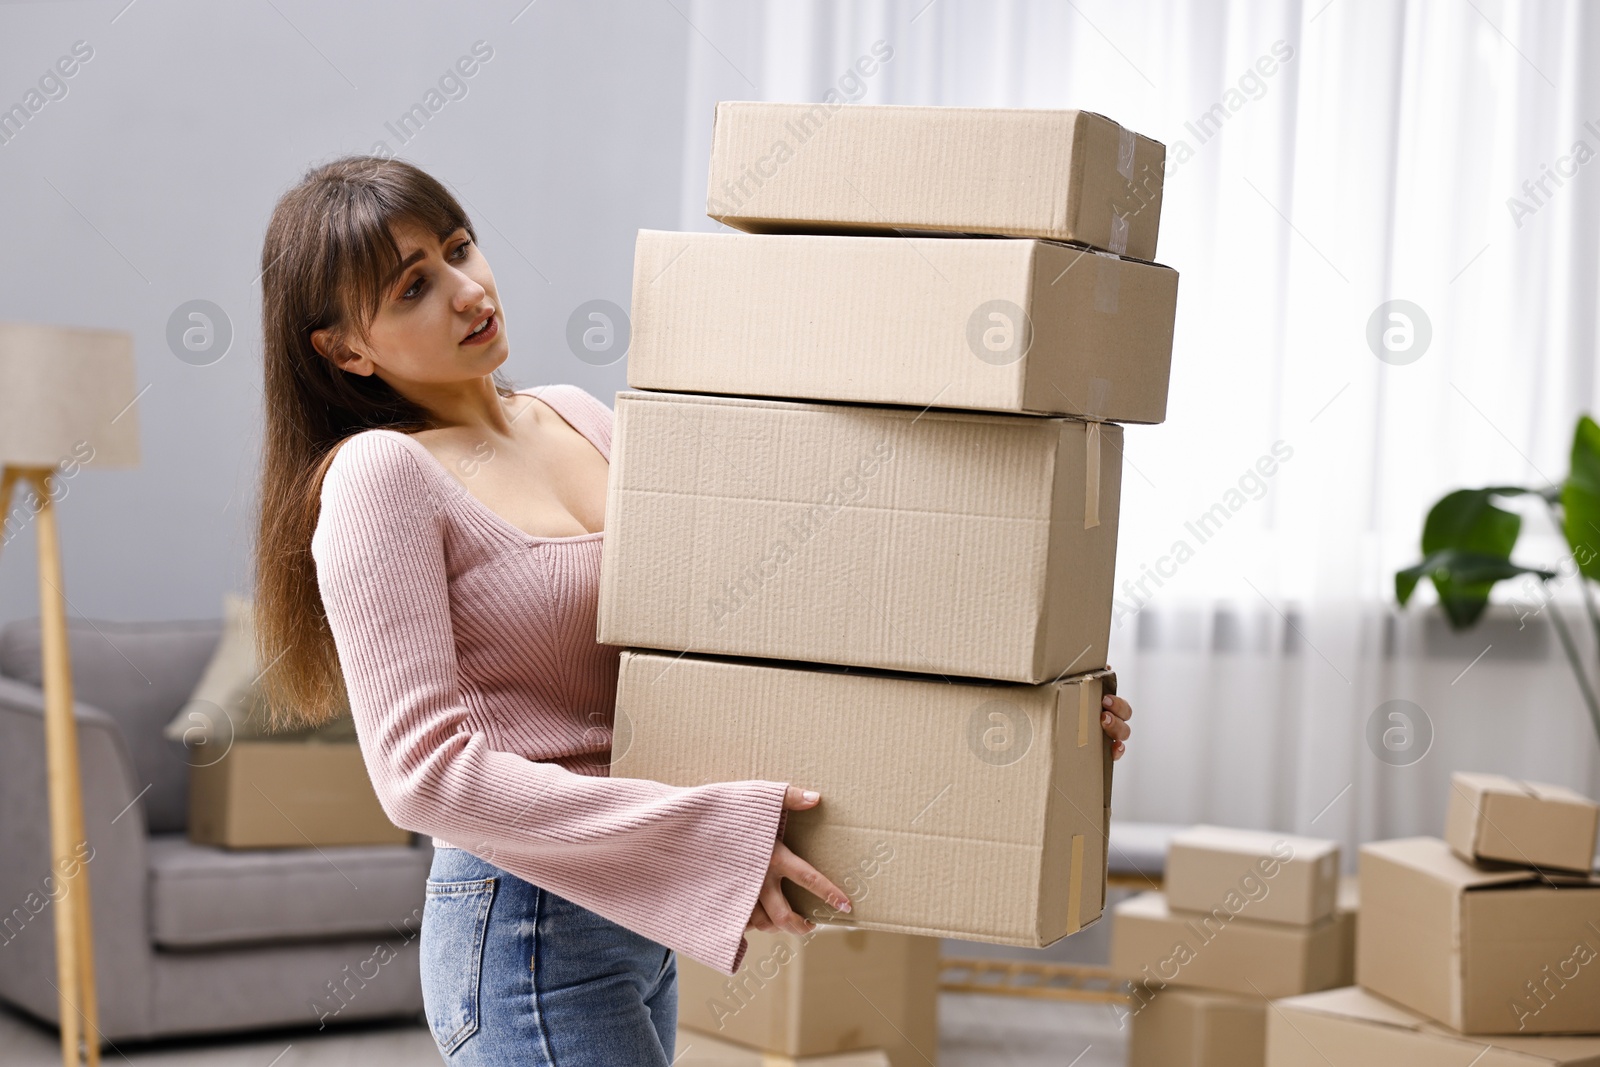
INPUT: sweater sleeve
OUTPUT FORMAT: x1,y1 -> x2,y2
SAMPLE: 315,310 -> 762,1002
310,430 -> 788,974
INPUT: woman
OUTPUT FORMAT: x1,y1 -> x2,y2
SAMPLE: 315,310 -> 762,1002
252,156 -> 1134,1064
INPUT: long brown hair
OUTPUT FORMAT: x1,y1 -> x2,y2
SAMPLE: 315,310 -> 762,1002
253,155 -> 516,731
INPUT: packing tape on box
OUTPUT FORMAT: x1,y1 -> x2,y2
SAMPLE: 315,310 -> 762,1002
1078,676 -> 1099,747
1066,833 -> 1086,933
1117,126 -> 1137,179
1084,422 -> 1102,529
1108,210 -> 1129,255
1093,250 -> 1121,314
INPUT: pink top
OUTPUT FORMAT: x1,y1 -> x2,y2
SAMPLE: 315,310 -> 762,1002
310,383 -> 788,974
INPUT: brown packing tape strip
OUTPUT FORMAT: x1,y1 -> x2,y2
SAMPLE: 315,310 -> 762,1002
1066,834 -> 1086,934
1077,676 -> 1101,748
1093,251 -> 1121,314
1084,422 -> 1102,529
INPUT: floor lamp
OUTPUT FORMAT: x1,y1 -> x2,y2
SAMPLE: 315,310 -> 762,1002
0,322 -> 140,1067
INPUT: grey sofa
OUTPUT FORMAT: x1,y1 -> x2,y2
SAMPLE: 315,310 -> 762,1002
0,616 -> 433,1045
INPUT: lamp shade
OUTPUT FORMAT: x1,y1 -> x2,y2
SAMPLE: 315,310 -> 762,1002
0,321 -> 140,469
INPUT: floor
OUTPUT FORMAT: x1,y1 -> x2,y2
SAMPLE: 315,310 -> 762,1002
0,993 -> 1129,1066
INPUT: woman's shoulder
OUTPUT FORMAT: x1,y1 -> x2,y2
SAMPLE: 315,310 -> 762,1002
517,382 -> 613,420
320,429 -> 438,508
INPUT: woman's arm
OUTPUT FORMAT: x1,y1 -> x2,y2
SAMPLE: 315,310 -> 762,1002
311,430 -> 788,975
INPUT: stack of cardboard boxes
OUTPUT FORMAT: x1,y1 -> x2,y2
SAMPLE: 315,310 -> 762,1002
1267,772 -> 1600,1065
1107,826 -> 1357,1066
599,100 -> 1179,1063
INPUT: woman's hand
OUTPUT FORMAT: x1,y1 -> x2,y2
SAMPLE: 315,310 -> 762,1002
747,786 -> 852,936
1101,692 -> 1133,760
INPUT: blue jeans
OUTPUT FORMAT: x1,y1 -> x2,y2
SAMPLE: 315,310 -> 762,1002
419,846 -> 678,1064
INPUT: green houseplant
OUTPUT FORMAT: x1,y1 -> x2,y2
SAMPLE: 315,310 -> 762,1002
1395,415 -> 1600,749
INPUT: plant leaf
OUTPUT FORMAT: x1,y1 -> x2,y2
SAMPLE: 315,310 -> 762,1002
1393,549 -> 1554,629
1561,415 -> 1600,581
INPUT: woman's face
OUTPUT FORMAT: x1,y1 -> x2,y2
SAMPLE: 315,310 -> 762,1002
312,219 -> 506,388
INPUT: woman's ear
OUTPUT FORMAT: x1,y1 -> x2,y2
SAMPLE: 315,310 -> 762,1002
310,327 -> 373,376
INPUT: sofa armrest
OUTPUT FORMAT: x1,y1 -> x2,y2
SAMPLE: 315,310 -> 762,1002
0,675 -> 154,1039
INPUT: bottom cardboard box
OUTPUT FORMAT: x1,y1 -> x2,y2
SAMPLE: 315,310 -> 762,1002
614,650 -> 1113,946
674,1029 -> 890,1067
1127,985 -> 1265,1067
1109,891 -> 1354,999
188,740 -> 409,848
1267,986 -> 1600,1066
677,926 -> 937,1067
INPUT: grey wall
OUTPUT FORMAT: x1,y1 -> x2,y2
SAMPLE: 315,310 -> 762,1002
0,0 -> 695,625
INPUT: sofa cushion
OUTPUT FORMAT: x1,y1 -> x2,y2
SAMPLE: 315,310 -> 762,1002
0,617 -> 222,833
147,834 -> 431,949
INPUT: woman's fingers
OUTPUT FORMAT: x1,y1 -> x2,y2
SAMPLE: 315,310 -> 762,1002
748,900 -> 775,933
760,876 -> 814,936
772,841 -> 852,914
1102,694 -> 1132,721
1100,711 -> 1131,743
783,785 -> 822,810
1111,739 -> 1126,761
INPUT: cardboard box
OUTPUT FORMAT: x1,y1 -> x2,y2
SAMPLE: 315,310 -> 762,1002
706,101 -> 1166,259
1445,772 -> 1599,874
1165,825 -> 1340,926
596,390 -> 1123,684
188,740 -> 409,848
612,650 -> 1113,946
1267,986 -> 1600,1066
676,926 -> 937,1067
1357,836 -> 1600,1034
1108,891 -> 1354,999
674,1030 -> 889,1067
628,229 -> 1179,423
1127,986 -> 1265,1067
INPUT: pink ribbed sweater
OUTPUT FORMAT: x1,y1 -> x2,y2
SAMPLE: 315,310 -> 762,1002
310,383 -> 788,975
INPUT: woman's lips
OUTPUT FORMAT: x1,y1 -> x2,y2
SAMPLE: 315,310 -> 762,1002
462,312 -> 498,345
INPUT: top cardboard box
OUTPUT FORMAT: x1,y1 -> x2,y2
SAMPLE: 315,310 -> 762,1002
1269,987 -> 1600,1067
1358,837 -> 1600,1035
1164,825 -> 1339,927
706,101 -> 1166,260
1445,771 -> 1599,873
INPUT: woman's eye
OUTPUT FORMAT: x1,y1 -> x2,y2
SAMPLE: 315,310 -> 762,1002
453,240 -> 471,259
401,277 -> 423,300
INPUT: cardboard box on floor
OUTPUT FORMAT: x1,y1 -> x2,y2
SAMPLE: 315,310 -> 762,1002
595,390 -> 1123,684
676,926 -> 938,1067
1164,825 -> 1340,926
1127,986 -> 1266,1067
188,740 -> 410,848
628,230 -> 1179,423
706,101 -> 1167,260
1444,772 -> 1599,874
675,1029 -> 890,1067
1357,836 -> 1600,1035
1108,890 -> 1354,999
1267,986 -> 1600,1067
612,650 -> 1113,946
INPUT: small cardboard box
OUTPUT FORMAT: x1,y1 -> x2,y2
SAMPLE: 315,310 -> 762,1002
1108,891 -> 1354,999
188,740 -> 410,849
706,101 -> 1167,259
1445,772 -> 1599,873
676,926 -> 938,1067
1126,986 -> 1266,1067
612,650 -> 1113,946
674,1030 -> 889,1067
596,390 -> 1123,684
1357,836 -> 1600,1034
1268,986 -> 1600,1066
629,229 -> 1179,423
1165,825 -> 1340,926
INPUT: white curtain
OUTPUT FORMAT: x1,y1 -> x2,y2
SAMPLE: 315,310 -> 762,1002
671,0 -> 1600,861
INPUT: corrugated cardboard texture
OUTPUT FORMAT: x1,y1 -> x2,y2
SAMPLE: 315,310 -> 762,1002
187,741 -> 409,849
1269,987 -> 1600,1067
676,927 -> 937,1066
1107,891 -> 1354,998
674,1030 -> 891,1067
628,230 -> 1178,423
1444,772 -> 1599,873
596,390 -> 1123,683
1127,986 -> 1265,1067
706,101 -> 1166,260
1357,837 -> 1600,1034
1164,825 -> 1340,926
612,650 -> 1113,946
